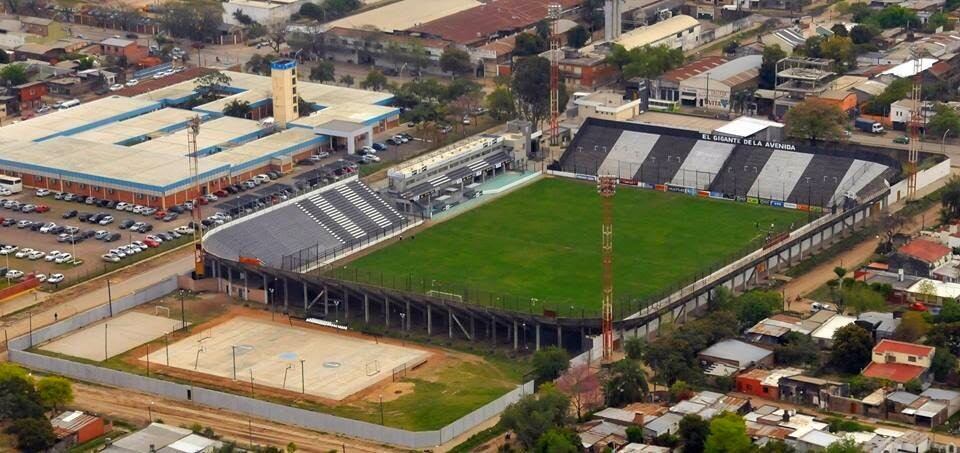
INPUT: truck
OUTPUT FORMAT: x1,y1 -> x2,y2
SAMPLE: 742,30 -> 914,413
854,118 -> 884,134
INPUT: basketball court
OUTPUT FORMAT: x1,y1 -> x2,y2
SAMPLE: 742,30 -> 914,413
40,311 -> 184,362
142,317 -> 429,400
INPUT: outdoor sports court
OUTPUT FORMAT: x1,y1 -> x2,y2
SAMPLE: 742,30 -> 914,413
143,317 -> 430,400
40,311 -> 183,361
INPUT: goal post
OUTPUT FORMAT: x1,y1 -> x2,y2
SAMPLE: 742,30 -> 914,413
365,360 -> 381,376
426,290 -> 463,303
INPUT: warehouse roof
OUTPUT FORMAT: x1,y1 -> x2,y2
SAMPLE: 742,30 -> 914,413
205,127 -> 326,171
660,56 -> 727,83
326,0 -> 480,32
612,15 -> 700,51
411,0 -> 583,45
71,108 -> 202,144
290,102 -> 399,128
0,136 -> 228,194
698,339 -> 772,368
880,58 -> 938,78
687,55 -> 762,86
0,96 -> 161,142
714,116 -> 784,138
131,116 -> 264,156
811,314 -> 857,341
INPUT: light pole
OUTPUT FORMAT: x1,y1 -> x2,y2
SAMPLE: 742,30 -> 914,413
942,128 -> 951,155
300,359 -> 306,394
107,279 -> 113,317
282,364 -> 293,389
147,401 -> 153,422
379,394 -> 384,425
179,290 -> 186,331
231,345 -> 238,380
269,287 -> 275,320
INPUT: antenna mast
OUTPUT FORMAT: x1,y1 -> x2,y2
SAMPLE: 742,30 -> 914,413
548,3 -> 562,147
598,175 -> 617,360
188,116 -> 205,277
907,50 -> 923,199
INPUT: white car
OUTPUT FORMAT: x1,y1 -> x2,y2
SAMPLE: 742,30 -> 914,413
254,174 -> 270,184
27,250 -> 45,260
364,154 -> 381,163
204,193 -> 218,202
132,240 -> 148,249
34,273 -> 47,283
109,84 -> 124,91
39,222 -> 57,233
54,253 -> 74,264
115,202 -> 129,211
125,79 -> 139,87
4,269 -> 23,280
45,251 -> 62,262
101,254 -> 120,263
98,215 -> 114,225
14,248 -> 34,259
175,225 -> 195,235
109,248 -> 127,258
35,188 -> 50,197
132,205 -> 145,214
0,245 -> 18,255
47,273 -> 64,284
0,188 -> 10,196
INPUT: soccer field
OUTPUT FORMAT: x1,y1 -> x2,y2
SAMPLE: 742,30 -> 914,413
339,178 -> 806,314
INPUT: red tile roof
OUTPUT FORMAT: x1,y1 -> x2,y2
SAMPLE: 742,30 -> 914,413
660,56 -> 728,83
874,339 -> 935,357
862,362 -> 926,383
411,0 -> 583,46
899,239 -> 950,263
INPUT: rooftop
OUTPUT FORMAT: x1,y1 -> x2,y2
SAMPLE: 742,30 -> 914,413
906,278 -> 960,299
100,37 -> 135,47
0,96 -> 161,142
327,0 -> 481,32
608,15 -> 700,51
862,362 -> 927,383
881,58 -> 939,78
714,116 -> 784,138
874,339 -> 935,357
687,55 -> 762,87
389,134 -> 504,178
659,56 -> 727,83
810,314 -> 857,340
699,339 -> 773,368
899,238 -> 951,263
922,388 -> 960,401
411,0 -> 582,45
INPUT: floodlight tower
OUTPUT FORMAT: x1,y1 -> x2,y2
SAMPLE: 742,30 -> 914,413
598,175 -> 617,360
907,47 -> 925,199
187,116 -> 205,278
548,3 -> 562,146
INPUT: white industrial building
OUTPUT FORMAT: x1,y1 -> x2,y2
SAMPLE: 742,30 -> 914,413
222,0 -> 321,26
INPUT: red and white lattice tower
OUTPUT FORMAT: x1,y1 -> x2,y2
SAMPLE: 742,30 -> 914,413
598,176 -> 617,360
548,3 -> 562,146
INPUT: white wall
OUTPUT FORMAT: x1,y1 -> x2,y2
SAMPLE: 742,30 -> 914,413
222,0 -> 318,26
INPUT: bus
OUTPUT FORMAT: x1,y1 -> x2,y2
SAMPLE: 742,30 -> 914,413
0,175 -> 23,193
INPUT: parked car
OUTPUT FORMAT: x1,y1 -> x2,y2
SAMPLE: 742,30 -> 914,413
39,222 -> 57,233
35,188 -> 50,197
5,269 -> 23,280
54,253 -> 74,264
63,210 -> 77,219
44,251 -> 61,262
47,273 -> 64,284
101,254 -> 121,263
98,215 -> 114,225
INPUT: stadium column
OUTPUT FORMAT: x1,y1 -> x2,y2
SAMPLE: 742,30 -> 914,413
283,279 -> 289,312
364,294 -> 369,323
448,308 -> 452,339
226,267 -> 233,297
557,325 -> 562,348
303,283 -> 308,311
405,300 -> 411,331
262,275 -> 267,305
384,296 -> 389,327
323,287 -> 328,315
513,320 -> 518,350
427,305 -> 432,335
215,261 -> 222,292
535,322 -> 540,351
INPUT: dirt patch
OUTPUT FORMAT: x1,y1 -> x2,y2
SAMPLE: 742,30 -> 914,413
369,382 -> 416,402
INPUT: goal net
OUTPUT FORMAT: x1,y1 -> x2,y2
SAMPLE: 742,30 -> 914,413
365,360 -> 381,376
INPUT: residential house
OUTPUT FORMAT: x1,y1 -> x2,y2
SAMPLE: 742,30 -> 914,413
12,80 -> 46,112
553,48 -> 619,90
698,339 -> 774,375
19,16 -> 52,37
620,444 -> 672,453
572,91 -> 643,122
51,411 -> 104,447
322,27 -> 450,75
744,314 -> 809,346
886,391 -> 950,427
808,75 -> 867,113
14,42 -> 65,63
906,278 -> 960,305
855,312 -> 901,341
642,412 -> 683,440
810,313 -> 856,348
761,28 -> 807,54
98,37 -> 149,66
736,368 -> 803,400
850,79 -> 888,105
778,375 -> 848,409
593,407 -> 645,426
795,429 -> 841,453
892,238 -> 952,277
578,420 -> 629,451
862,339 -> 935,384
105,423 -> 221,452
890,99 -> 936,130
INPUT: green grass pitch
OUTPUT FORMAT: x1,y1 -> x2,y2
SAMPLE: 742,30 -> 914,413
339,178 -> 806,315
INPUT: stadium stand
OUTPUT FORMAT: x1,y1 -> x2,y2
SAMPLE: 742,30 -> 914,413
559,118 -> 901,207
204,179 -> 407,268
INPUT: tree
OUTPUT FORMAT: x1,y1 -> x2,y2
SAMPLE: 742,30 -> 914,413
624,337 -> 646,360
159,1 -> 223,41
360,70 -> 387,91
222,100 -> 252,118
339,74 -> 355,86
931,347 -> 957,381
512,56 -> 551,127
0,371 -> 43,421
6,418 -> 55,452
76,55 -> 96,71
820,36 -> 856,73
532,346 -> 570,383
499,384 -> 572,449
0,63 -> 27,86
514,32 -> 546,56
927,104 -> 960,139
849,25 -> 875,45
244,54 -> 277,75
627,426 -> 644,443
758,440 -> 797,453
938,299 -> 960,323
670,380 -> 694,402
486,85 -> 516,121
704,412 -> 752,453
602,359 -> 648,407
567,25 -> 590,48
679,414 -> 711,453
300,3 -> 326,22
826,437 -> 865,453
36,376 -> 72,412
775,331 -> 819,366
760,45 -> 786,89
723,40 -> 740,55
831,23 -> 849,37
785,100 -> 848,143
232,9 -> 254,25
894,311 -> 931,342
866,78 -> 911,115
610,44 -> 685,80
534,428 -> 580,453
942,177 -> 960,220
556,364 -> 602,420
439,48 -> 472,78
734,291 -> 782,329
830,324 -> 874,373
842,285 -> 885,315
309,61 -> 335,82
195,71 -> 232,94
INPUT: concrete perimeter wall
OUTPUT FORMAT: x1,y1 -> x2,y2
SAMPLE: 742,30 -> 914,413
8,277 -> 534,449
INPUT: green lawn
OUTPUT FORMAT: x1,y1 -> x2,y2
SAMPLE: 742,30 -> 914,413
337,178 -> 806,316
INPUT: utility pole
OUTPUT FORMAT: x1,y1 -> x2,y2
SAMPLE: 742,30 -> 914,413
187,116 -> 205,277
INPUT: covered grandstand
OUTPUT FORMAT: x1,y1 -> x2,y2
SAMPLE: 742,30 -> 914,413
203,177 -> 418,270
559,118 -> 901,208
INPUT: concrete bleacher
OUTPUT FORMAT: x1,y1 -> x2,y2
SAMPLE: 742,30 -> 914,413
204,180 -> 407,268
562,118 -> 899,208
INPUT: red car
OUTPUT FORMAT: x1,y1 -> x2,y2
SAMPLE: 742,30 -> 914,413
196,197 -> 208,205
908,302 -> 928,311
154,210 -> 167,220
34,204 -> 49,213
214,190 -> 228,197
143,239 -> 161,248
